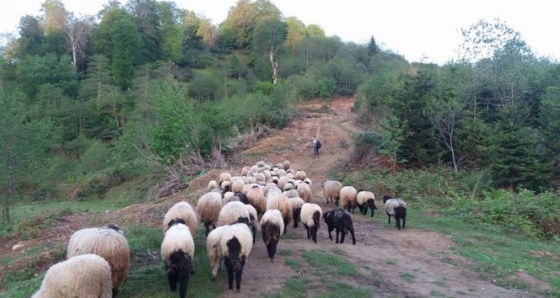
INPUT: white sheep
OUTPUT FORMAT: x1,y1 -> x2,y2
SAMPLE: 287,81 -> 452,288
357,191 -> 377,217
282,189 -> 300,198
221,223 -> 254,290
231,179 -> 245,194
66,225 -> 130,296
339,186 -> 358,212
207,180 -> 219,193
277,176 -> 288,190
383,195 -> 408,229
322,179 -> 343,205
206,225 -> 227,281
31,254 -> 112,298
217,201 -> 250,227
295,170 -> 306,180
241,166 -> 252,176
260,209 -> 285,260
163,201 -> 198,236
196,192 -> 223,236
297,182 -> 312,203
300,203 -> 322,243
266,194 -> 292,234
161,223 -> 195,298
219,172 -> 232,184
282,160 -> 290,170
303,178 -> 312,187
246,185 -> 266,215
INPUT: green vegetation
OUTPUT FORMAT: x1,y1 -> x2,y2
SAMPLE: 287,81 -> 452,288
340,168 -> 560,296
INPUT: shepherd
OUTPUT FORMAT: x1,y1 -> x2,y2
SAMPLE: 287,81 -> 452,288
312,136 -> 321,158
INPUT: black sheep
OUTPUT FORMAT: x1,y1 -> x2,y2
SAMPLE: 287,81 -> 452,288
322,208 -> 356,245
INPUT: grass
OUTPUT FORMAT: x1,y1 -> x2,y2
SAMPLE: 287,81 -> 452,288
267,249 -> 372,298
399,272 -> 415,283
302,250 -> 362,277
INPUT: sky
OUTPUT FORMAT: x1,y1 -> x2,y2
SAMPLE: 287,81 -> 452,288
1,0 -> 558,65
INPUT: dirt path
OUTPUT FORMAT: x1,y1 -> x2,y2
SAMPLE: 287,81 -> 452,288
214,98 -> 539,297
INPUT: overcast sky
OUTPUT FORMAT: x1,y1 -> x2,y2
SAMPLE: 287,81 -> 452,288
1,0 -> 558,64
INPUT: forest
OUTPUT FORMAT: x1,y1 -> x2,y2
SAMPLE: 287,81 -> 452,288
1,0 -> 560,241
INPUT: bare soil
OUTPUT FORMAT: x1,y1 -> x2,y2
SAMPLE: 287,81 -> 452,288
0,97 -> 545,297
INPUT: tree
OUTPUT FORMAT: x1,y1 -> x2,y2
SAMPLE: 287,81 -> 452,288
109,15 -> 142,89
64,14 -> 94,70
40,0 -> 70,56
0,87 -> 59,223
285,17 -> 305,49
17,15 -> 45,58
458,18 -> 527,63
367,35 -> 379,56
252,18 -> 287,84
158,1 -> 182,62
425,97 -> 462,173
126,0 -> 162,62
221,0 -> 254,49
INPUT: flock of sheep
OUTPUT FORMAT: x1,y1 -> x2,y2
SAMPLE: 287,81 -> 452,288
30,159 -> 408,298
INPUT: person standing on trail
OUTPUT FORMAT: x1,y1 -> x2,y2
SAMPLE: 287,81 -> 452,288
312,136 -> 321,158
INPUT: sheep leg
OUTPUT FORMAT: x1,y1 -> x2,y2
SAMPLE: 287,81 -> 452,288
204,222 -> 211,236
284,223 -> 288,235
252,226 -> 256,244
304,225 -> 310,239
349,227 -> 356,245
340,229 -> 346,244
402,217 -> 406,229
387,214 -> 391,224
236,259 -> 246,290
396,218 -> 401,230
327,227 -> 333,241
178,271 -> 189,298
311,226 -> 318,243
225,258 -> 234,290
370,207 -> 374,218
335,228 -> 340,243
167,271 -> 178,292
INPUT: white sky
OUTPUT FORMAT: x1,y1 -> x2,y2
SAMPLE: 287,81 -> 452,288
1,0 -> 558,65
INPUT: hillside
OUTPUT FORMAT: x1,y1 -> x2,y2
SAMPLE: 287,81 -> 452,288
0,97 -> 545,297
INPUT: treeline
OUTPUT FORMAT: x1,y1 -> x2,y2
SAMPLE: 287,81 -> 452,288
0,0 -> 384,223
353,19 -> 560,192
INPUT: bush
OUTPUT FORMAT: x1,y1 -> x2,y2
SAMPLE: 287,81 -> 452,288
449,189 -> 560,239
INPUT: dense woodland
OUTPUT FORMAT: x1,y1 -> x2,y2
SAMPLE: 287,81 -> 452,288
1,0 -> 560,235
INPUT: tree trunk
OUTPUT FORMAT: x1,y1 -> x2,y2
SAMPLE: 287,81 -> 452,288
268,48 -> 278,84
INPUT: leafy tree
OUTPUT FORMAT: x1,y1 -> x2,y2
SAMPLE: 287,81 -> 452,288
16,54 -> 78,98
458,18 -> 528,63
367,35 -> 379,56
306,24 -> 325,38
390,65 -> 439,165
197,18 -> 216,45
17,15 -> 44,58
158,1 -> 183,62
148,81 -> 199,163
252,18 -> 287,83
110,15 -> 142,89
0,87 -> 59,223
64,14 -> 94,71
285,17 -> 305,49
221,0 -> 254,49
487,113 -> 550,191
126,0 -> 162,62
425,97 -> 462,173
